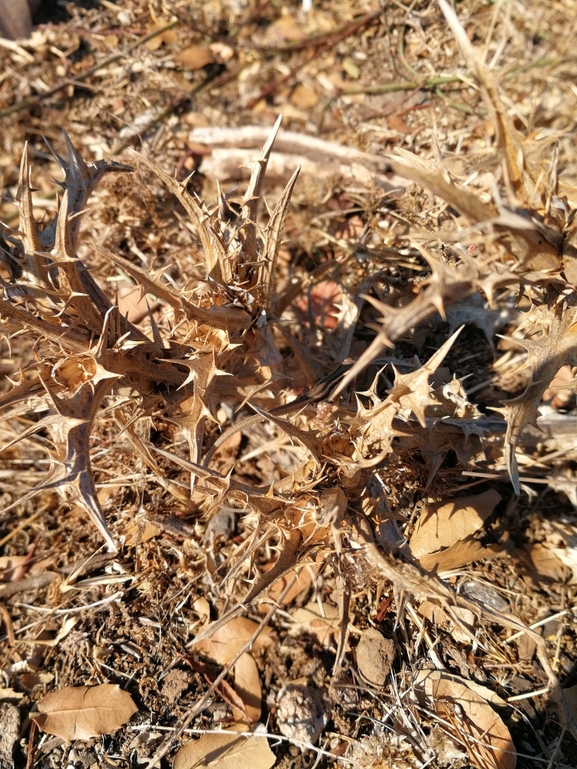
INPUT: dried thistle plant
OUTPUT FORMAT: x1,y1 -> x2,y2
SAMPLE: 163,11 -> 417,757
1,3 -> 577,564
335,0 -> 577,496
3,1 -> 577,763
0,118 -> 299,552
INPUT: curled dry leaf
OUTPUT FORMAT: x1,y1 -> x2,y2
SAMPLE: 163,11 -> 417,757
31,615 -> 79,647
173,730 -> 275,769
526,543 -> 567,582
415,669 -> 508,710
417,539 -> 504,573
30,683 -> 138,741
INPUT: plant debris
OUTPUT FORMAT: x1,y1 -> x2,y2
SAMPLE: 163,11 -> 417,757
31,683 -> 138,741
1,0 -> 577,767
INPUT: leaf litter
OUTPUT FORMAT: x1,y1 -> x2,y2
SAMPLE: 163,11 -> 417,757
0,0 -> 577,767
31,683 -> 138,742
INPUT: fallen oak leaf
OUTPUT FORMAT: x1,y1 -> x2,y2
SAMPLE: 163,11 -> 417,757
414,670 -> 515,769
432,676 -> 516,769
417,538 -> 504,573
194,617 -> 274,665
233,653 -> 262,725
180,656 -> 251,721
409,489 -> 501,566
291,602 -> 341,648
415,668 -> 508,710
173,729 -> 275,769
30,683 -> 138,741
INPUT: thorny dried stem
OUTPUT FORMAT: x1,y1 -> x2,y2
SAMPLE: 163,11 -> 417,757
2,0 -> 577,766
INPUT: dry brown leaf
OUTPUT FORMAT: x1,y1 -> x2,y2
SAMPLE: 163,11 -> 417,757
262,561 -> 319,607
211,675 -> 251,720
176,45 -> 215,71
547,548 -> 577,585
173,730 -> 275,769
194,617 -> 273,665
527,543 -> 567,582
418,600 -> 450,626
144,22 -> 177,49
295,280 -> 343,330
233,653 -> 262,725
409,489 -> 501,564
193,597 -> 211,624
387,112 -> 415,135
431,676 -> 516,769
418,601 -> 476,643
116,285 -> 158,324
290,84 -> 319,109
124,516 -> 162,547
418,539 -> 503,572
292,602 -> 340,647
30,616 -> 79,647
31,683 -> 138,741
262,14 -> 304,44
416,669 -> 508,710
0,555 -> 28,581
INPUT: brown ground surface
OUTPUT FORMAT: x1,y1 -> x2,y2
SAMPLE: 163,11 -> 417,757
1,1 -> 577,768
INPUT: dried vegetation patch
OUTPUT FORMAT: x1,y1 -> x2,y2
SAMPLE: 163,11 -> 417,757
1,0 -> 577,767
